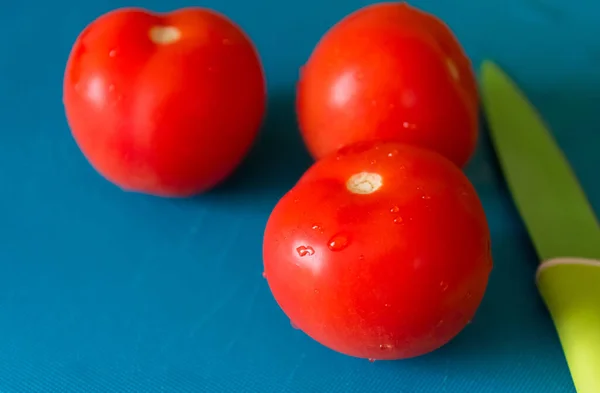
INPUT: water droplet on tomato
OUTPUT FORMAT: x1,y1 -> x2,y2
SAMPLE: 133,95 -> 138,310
436,320 -> 444,328
368,358 -> 376,363
384,303 -> 391,308
370,159 -> 377,165
379,344 -> 393,350
314,289 -> 319,294
290,321 -> 299,330
311,224 -> 321,231
296,245 -> 315,257
465,291 -> 473,299
262,271 -> 267,279
440,281 -> 449,291
328,234 -> 349,251
422,195 -> 431,200
387,149 -> 399,157
393,216 -> 403,224
109,49 -> 117,57
390,206 -> 399,213
358,254 -> 365,261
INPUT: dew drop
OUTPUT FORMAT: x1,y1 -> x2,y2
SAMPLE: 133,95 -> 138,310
387,149 -> 399,157
290,321 -> 299,330
262,271 -> 267,279
328,234 -> 349,251
390,206 -> 400,213
296,245 -> 315,257
370,159 -> 377,165
358,254 -> 365,260
368,358 -> 376,363
384,303 -> 391,308
422,195 -> 431,200
109,49 -> 117,57
393,216 -> 403,224
314,289 -> 320,294
379,344 -> 393,350
311,224 -> 321,231
440,281 -> 449,291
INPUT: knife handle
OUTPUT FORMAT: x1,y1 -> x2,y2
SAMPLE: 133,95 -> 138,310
536,257 -> 600,393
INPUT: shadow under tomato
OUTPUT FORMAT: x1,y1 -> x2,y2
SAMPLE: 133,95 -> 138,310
196,89 -> 313,210
463,111 -> 505,195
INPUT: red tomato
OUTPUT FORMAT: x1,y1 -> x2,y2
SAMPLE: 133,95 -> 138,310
63,7 -> 266,197
263,141 -> 492,360
296,2 -> 479,168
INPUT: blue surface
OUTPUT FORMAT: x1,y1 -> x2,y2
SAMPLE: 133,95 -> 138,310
1,0 -> 598,391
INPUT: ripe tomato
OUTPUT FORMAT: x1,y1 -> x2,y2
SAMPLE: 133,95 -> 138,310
63,7 -> 266,197
263,141 -> 492,360
296,2 -> 479,168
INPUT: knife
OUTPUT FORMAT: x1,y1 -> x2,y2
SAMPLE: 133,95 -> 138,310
479,60 -> 600,393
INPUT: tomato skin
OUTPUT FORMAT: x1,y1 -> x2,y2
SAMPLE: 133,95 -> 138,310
63,7 -> 266,197
296,2 -> 479,168
263,141 -> 492,360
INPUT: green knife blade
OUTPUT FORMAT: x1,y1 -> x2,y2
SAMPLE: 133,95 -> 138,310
480,60 -> 600,393
479,61 -> 600,261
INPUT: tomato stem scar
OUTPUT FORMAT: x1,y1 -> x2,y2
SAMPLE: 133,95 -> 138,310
149,26 -> 181,44
346,172 -> 383,194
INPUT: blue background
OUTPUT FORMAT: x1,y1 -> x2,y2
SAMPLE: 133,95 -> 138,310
1,0 -> 598,391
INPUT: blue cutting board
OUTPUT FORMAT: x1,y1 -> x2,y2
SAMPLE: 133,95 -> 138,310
1,0 -> 598,391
